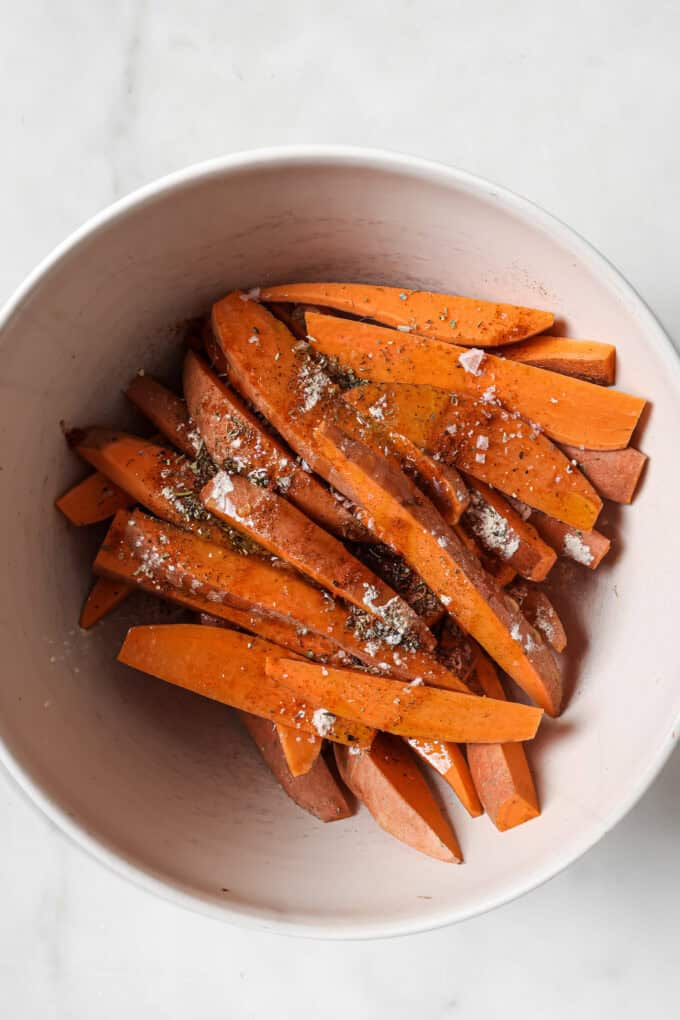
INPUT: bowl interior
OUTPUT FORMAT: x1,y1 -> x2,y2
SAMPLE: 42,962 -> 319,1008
2,151 -> 680,937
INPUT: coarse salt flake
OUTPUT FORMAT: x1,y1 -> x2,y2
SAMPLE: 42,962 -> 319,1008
458,348 -> 486,375
312,708 -> 337,737
563,531 -> 594,566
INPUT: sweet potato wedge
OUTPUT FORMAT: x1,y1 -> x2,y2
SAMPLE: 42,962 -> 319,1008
501,337 -> 616,385
261,282 -> 554,347
467,653 -> 540,831
118,624 -> 375,748
559,444 -> 647,504
96,512 -> 345,662
462,478 -> 557,582
407,738 -> 483,817
313,422 -> 563,715
182,350 -> 366,540
79,576 -> 132,629
530,511 -> 611,570
507,581 -> 567,653
201,470 -> 433,650
344,382 -> 603,529
107,509 -> 467,690
310,313 -> 645,450
240,714 -> 351,821
211,292 -> 338,476
335,733 -> 462,862
56,471 -> 133,525
70,428 -> 214,532
126,374 -> 201,457
267,658 -> 543,743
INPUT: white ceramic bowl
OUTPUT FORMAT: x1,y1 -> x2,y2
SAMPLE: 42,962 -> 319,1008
2,147 -> 679,939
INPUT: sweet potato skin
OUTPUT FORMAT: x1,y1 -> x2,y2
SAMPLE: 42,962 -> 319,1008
335,733 -> 463,862
501,337 -> 616,385
507,581 -> 567,653
560,444 -> 647,504
125,374 -> 200,457
530,511 -> 611,570
239,714 -> 351,821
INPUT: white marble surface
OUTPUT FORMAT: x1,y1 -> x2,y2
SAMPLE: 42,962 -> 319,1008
2,1 -> 680,1015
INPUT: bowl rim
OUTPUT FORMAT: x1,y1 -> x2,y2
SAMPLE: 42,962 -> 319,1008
1,144 -> 679,940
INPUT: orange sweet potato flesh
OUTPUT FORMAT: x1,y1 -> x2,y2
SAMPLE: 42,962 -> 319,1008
467,653 -> 540,831
463,477 -> 557,582
201,470 -> 433,650
313,423 -> 563,715
126,374 -> 200,457
56,471 -> 133,525
344,382 -> 603,530
267,658 -> 543,743
79,576 -> 132,629
96,512 -> 345,663
560,444 -> 647,504
261,282 -> 554,348
508,581 -> 567,654
530,511 -> 611,570
310,312 -> 645,450
70,428 -> 267,561
335,733 -> 462,862
105,509 -> 465,691
240,714 -> 351,822
182,350 -> 365,541
407,738 -> 482,817
71,428 -> 216,532
118,624 -> 375,748
502,337 -> 616,385
274,723 -> 322,778
211,293 -> 340,480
